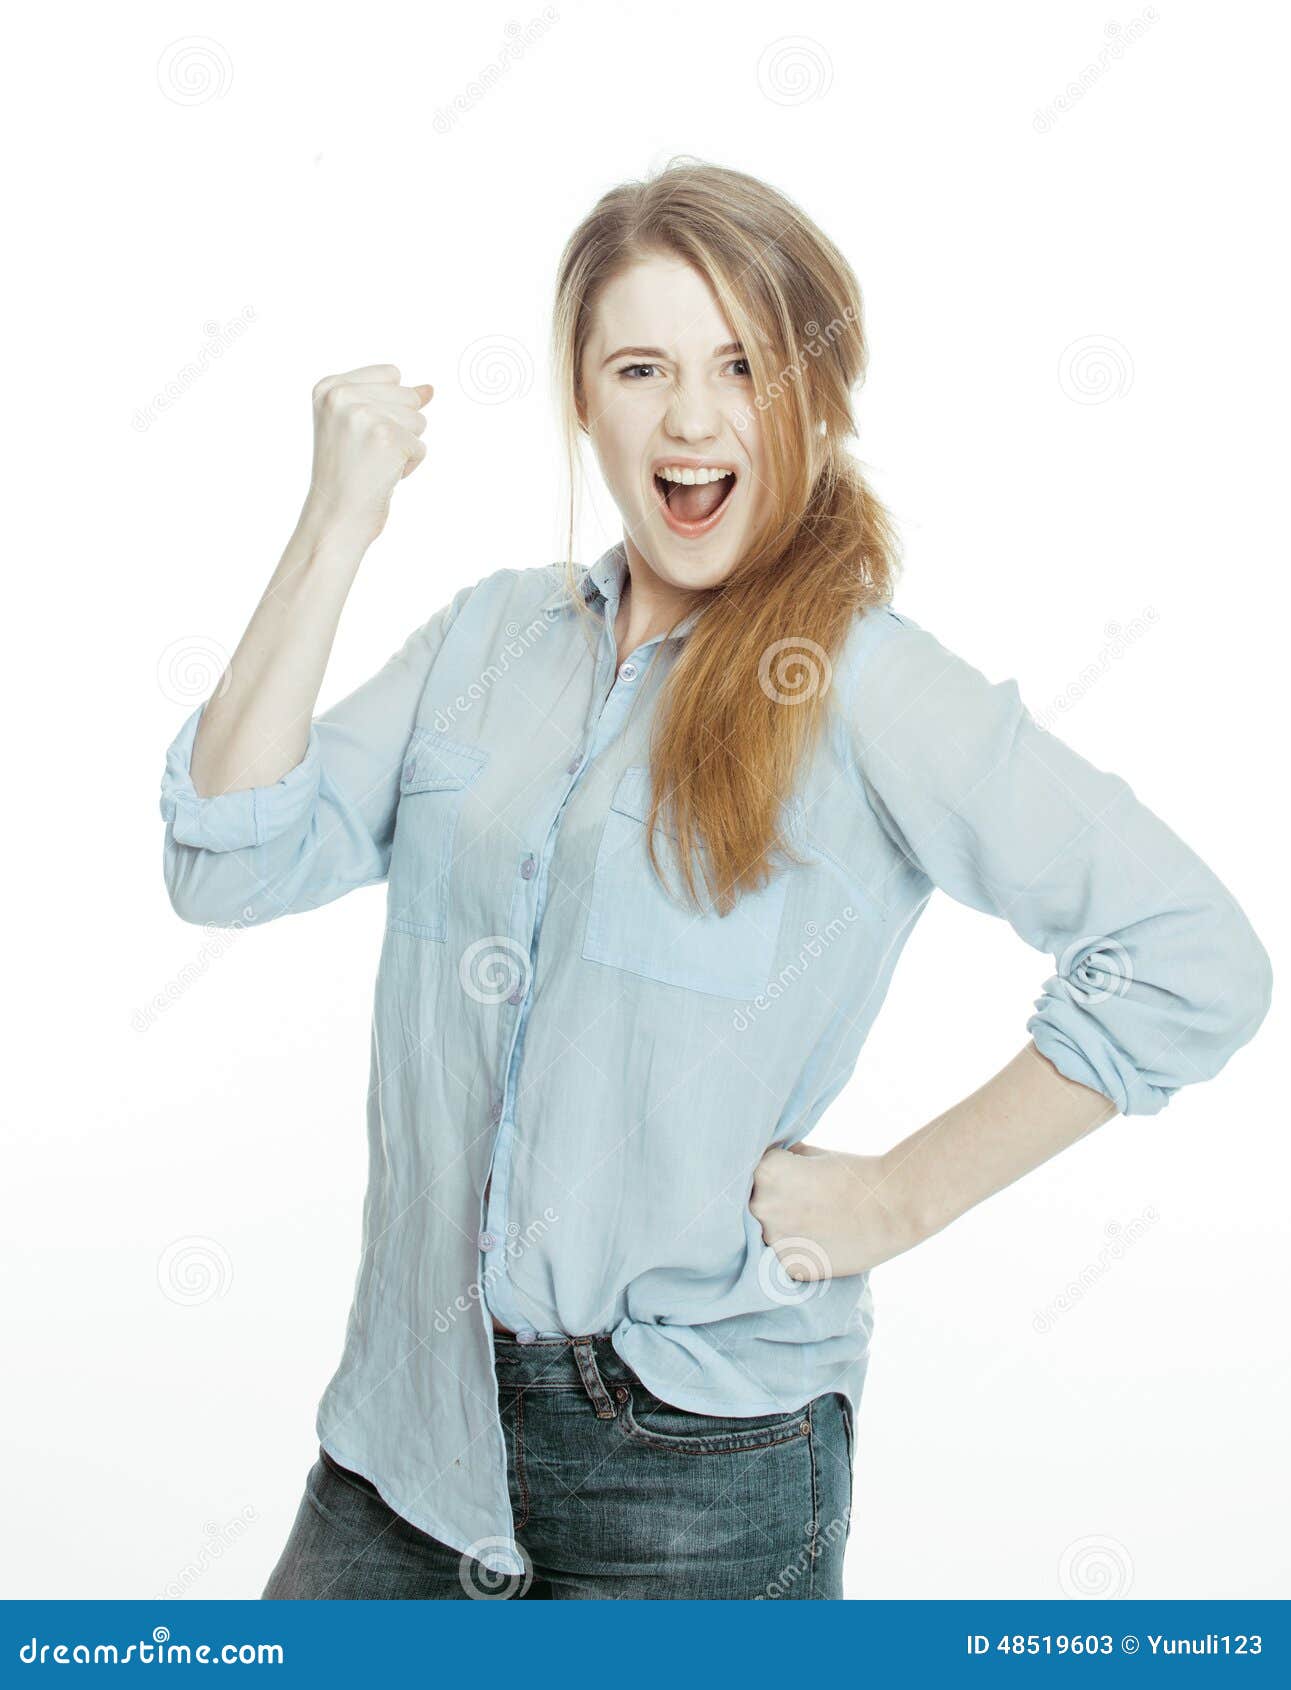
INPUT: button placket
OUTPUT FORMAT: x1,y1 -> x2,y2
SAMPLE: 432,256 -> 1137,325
479,609 -> 620,1345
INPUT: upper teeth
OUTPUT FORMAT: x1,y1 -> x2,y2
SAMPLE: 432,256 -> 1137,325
656,466 -> 735,485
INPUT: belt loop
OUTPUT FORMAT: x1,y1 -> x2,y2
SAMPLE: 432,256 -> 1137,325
571,1335 -> 617,1418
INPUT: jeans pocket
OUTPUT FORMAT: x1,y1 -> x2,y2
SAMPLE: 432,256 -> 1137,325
619,1383 -> 812,1454
582,765 -> 795,1000
387,727 -> 488,940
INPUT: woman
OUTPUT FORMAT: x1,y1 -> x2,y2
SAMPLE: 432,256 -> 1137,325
159,161 -> 1272,1600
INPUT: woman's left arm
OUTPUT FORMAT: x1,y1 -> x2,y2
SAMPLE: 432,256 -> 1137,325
752,609 -> 1273,1276
754,1037 -> 1118,1275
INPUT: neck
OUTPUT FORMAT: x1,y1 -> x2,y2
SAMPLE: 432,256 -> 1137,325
615,539 -> 697,656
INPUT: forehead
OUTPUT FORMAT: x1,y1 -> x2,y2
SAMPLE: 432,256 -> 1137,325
588,254 -> 734,353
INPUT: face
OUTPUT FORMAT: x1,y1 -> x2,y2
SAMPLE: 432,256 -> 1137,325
578,252 -> 773,595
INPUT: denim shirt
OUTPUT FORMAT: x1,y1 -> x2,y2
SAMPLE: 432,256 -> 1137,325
159,540 -> 1272,1576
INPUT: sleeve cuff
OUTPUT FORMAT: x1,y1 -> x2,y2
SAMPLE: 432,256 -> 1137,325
159,701 -> 322,853
1026,1001 -> 1176,1118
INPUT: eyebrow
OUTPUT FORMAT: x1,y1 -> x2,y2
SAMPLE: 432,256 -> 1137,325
600,342 -> 744,368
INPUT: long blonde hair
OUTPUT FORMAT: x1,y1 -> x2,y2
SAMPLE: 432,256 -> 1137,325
550,157 -> 902,915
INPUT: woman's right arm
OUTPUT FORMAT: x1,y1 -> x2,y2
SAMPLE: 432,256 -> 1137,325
159,364 -> 468,929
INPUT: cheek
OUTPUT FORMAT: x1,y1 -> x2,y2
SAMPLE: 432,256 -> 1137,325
595,427 -> 657,501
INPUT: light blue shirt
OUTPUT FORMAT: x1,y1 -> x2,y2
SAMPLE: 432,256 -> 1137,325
159,540 -> 1272,1576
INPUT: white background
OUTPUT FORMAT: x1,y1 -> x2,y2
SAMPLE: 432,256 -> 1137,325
4,0 -> 1286,1601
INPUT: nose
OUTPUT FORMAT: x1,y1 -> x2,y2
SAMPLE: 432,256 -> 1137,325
664,377 -> 721,445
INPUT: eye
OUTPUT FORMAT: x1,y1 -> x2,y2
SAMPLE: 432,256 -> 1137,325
725,357 -> 753,379
618,363 -> 659,380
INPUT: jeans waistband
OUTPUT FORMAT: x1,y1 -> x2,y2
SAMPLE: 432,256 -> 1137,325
492,1330 -> 637,1420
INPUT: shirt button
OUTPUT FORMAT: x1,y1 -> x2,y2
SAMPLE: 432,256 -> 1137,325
520,855 -> 536,879
402,757 -> 416,782
516,1327 -> 538,1345
566,754 -> 582,774
490,1102 -> 503,1124
620,662 -> 637,680
479,1230 -> 497,1251
507,987 -> 524,1006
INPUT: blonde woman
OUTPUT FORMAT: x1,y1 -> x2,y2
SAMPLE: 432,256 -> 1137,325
160,160 -> 1272,1600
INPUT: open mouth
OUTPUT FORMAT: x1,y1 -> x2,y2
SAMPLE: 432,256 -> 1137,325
652,468 -> 737,537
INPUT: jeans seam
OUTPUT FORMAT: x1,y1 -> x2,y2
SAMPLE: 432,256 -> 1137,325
807,1398 -> 820,1599
511,1388 -> 531,1531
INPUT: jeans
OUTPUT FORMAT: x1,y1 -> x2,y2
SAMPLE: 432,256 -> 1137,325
263,1329 -> 856,1599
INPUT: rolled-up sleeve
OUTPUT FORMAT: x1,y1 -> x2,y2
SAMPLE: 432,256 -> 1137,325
842,610 -> 1273,1116
159,578 -> 477,927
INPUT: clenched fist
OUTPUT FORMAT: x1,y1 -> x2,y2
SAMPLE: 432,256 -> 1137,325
301,363 -> 433,544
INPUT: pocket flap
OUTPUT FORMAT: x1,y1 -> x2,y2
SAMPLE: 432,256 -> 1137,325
400,727 -> 488,795
608,765 -> 656,826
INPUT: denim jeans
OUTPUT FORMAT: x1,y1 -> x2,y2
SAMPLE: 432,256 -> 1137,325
263,1330 -> 856,1599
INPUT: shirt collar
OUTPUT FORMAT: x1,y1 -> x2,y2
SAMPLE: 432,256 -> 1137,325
540,540 -> 704,642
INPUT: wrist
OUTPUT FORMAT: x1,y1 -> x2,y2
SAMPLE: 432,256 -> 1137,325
875,1145 -> 938,1253
296,490 -> 384,554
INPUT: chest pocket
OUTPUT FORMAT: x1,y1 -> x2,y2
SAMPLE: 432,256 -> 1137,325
582,765 -> 796,1000
387,726 -> 488,941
